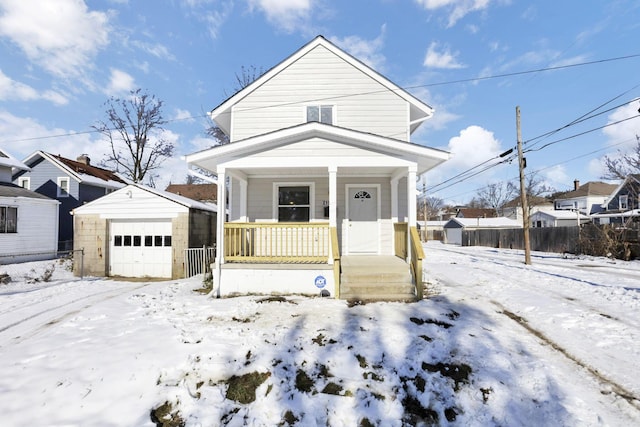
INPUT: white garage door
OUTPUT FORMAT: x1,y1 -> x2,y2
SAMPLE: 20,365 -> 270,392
445,228 -> 462,245
109,219 -> 172,278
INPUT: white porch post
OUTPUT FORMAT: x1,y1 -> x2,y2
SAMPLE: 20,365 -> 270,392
328,166 -> 337,264
213,169 -> 226,297
407,167 -> 417,262
390,176 -> 399,223
238,175 -> 248,222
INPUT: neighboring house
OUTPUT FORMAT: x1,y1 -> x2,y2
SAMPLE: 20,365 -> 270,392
553,180 -> 617,215
185,36 -> 450,299
455,208 -> 497,219
530,210 -> 589,228
72,184 -> 217,279
12,151 -> 126,250
0,148 -> 59,263
165,183 -> 218,206
592,174 -> 640,225
500,196 -> 554,221
443,217 -> 521,246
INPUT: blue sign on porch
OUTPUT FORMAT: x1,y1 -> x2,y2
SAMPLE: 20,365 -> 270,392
314,275 -> 327,289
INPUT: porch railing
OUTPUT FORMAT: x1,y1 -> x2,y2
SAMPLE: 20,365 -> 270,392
394,222 -> 408,258
224,222 -> 330,263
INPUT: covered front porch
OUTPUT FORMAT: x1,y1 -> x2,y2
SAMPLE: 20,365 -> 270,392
218,221 -> 424,301
184,123 -> 448,299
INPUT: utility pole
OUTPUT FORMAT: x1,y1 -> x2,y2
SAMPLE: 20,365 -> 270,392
516,106 -> 531,265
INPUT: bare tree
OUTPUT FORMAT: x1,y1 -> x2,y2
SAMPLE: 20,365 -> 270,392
205,66 -> 264,146
601,135 -> 640,180
476,182 -> 516,216
93,88 -> 173,185
419,195 -> 444,221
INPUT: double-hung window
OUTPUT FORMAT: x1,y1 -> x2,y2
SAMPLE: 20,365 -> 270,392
57,177 -> 70,198
277,185 -> 311,222
0,206 -> 17,233
306,105 -> 333,125
620,195 -> 629,210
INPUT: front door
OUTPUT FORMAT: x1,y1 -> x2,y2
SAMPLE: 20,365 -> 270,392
347,185 -> 379,253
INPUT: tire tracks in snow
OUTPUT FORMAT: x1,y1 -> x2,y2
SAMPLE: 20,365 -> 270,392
0,283 -> 151,347
492,300 -> 640,411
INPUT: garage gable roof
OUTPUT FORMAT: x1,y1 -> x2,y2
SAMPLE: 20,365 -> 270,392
73,184 -> 217,216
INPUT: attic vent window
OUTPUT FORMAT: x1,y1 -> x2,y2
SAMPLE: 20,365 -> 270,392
306,105 -> 333,125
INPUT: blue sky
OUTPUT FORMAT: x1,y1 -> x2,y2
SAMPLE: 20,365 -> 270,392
1,0 -> 639,204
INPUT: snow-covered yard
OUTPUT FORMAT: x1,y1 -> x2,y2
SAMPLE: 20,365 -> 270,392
0,241 -> 639,426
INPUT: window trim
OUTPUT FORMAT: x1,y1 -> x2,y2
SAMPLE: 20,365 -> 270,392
18,177 -> 30,190
619,194 -> 629,210
0,206 -> 18,233
57,177 -> 70,198
305,104 -> 335,125
273,182 -> 315,222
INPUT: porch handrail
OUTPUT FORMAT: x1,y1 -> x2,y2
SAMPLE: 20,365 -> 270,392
409,226 -> 424,300
224,222 -> 330,263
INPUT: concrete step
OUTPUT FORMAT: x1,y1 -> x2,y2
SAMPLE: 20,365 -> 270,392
339,255 -> 416,302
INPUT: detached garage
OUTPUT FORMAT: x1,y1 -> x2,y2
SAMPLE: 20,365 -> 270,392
72,184 -> 217,279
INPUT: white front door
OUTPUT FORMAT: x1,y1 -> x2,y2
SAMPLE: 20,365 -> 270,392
347,186 -> 379,254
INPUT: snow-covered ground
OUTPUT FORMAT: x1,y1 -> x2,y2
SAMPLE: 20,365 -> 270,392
0,242 -> 639,426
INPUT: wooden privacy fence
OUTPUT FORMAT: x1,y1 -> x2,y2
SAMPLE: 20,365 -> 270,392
461,227 -> 580,253
224,222 -> 330,263
184,246 -> 216,278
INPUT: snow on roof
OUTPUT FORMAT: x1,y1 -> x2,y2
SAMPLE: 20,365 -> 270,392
0,148 -> 29,171
446,217 -> 522,228
532,210 -> 589,220
130,184 -> 218,213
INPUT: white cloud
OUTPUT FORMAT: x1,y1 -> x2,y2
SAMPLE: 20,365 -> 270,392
0,110 -> 99,160
423,41 -> 465,69
0,0 -> 111,79
602,99 -> 640,150
541,164 -> 570,188
331,25 -> 387,71
181,0 -> 233,40
0,69 -> 68,105
445,125 -> 502,170
106,68 -> 135,95
130,40 -> 175,60
414,0 -> 493,27
247,0 -> 312,33
174,108 -> 195,123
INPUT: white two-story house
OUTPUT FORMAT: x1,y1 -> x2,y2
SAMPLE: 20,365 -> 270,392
186,36 -> 450,300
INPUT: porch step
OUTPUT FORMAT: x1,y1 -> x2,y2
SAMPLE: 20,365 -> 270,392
340,256 -> 417,303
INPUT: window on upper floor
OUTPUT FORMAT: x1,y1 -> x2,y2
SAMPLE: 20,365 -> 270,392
306,105 -> 334,125
619,195 -> 629,210
0,206 -> 17,233
57,177 -> 70,198
18,177 -> 30,190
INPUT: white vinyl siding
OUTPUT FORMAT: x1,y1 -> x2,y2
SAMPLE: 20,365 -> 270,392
231,45 -> 408,142
0,198 -> 58,257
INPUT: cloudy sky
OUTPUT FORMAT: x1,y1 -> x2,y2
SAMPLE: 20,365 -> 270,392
1,0 -> 639,203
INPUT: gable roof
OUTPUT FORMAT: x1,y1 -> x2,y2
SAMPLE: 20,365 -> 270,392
210,35 -> 434,136
73,183 -> 217,215
445,217 -> 522,229
605,174 -> 640,204
555,181 -> 617,199
186,121 -> 450,175
455,208 -> 497,218
0,147 -> 29,171
165,183 -> 217,202
531,210 -> 588,220
21,151 -> 126,189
